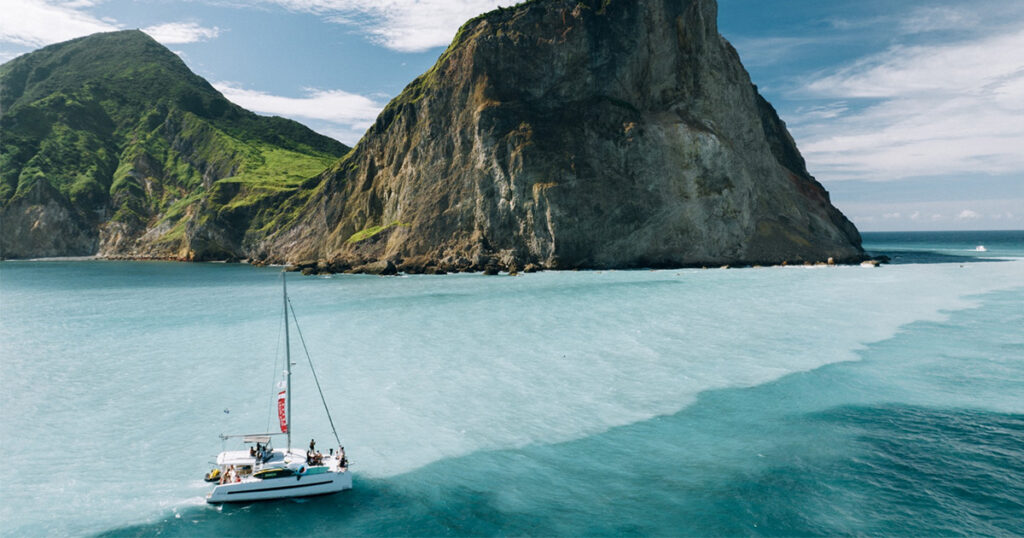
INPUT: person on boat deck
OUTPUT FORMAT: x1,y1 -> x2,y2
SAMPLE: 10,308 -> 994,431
221,465 -> 235,484
307,439 -> 317,463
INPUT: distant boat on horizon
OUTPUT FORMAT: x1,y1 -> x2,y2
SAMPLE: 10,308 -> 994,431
205,273 -> 352,503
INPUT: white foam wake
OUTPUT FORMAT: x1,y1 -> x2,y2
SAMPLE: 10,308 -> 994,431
295,258 -> 1024,477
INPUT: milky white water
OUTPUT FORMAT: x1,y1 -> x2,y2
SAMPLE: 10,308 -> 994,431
1,231 -> 1021,536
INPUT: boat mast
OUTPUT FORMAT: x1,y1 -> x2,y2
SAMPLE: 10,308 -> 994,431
283,271 -> 292,453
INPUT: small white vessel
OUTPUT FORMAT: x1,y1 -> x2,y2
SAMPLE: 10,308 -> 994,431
974,245 -> 987,252
206,273 -> 352,503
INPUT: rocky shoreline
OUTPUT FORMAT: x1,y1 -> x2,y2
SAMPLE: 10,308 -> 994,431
279,253 -> 887,276
3,250 -> 888,275
9,252 -> 883,275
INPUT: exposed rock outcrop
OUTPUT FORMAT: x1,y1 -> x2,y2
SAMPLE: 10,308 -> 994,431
0,179 -> 96,257
262,0 -> 862,272
2,1 -> 863,271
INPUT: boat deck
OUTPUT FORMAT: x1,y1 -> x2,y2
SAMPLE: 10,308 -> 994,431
207,447 -> 351,503
214,448 -> 347,481
216,447 -> 303,467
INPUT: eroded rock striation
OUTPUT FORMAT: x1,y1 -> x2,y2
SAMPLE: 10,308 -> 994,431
2,0 -> 863,271
262,0 -> 862,273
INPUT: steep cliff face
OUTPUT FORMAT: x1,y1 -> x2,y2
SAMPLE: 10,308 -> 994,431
265,0 -> 862,272
0,30 -> 348,260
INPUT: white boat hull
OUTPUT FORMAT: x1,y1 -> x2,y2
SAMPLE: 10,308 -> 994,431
207,470 -> 352,503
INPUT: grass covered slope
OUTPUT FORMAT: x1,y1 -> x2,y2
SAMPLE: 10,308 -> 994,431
0,30 -> 348,260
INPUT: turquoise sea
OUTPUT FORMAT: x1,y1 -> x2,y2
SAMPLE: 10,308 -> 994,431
1,231 -> 1022,536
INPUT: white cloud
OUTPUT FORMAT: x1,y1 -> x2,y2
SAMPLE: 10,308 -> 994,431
61,0 -> 101,7
835,200 -> 1024,231
257,0 -> 515,52
827,5 -> 986,34
142,22 -> 221,44
0,2 -> 220,52
805,31 -> 1024,99
0,49 -> 22,63
0,0 -> 118,47
900,6 -> 980,34
794,102 -> 848,120
728,36 -> 825,67
213,82 -> 385,144
794,28 -> 1024,182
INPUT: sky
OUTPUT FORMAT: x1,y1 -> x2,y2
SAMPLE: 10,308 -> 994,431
2,0 -> 1022,232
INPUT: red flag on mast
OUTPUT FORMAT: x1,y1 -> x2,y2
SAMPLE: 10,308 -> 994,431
277,390 -> 288,433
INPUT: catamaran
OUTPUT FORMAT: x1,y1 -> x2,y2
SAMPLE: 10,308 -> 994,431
205,273 -> 352,503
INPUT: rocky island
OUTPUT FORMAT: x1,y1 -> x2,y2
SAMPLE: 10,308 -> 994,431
1,0 -> 864,272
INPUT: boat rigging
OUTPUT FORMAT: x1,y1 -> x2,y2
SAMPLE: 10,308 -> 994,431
204,272 -> 352,503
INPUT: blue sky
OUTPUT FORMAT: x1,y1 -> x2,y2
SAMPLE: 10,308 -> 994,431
2,0 -> 1022,231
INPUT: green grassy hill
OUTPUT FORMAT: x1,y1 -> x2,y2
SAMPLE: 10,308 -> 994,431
0,30 -> 349,260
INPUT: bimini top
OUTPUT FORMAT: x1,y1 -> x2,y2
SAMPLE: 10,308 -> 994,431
216,447 -> 304,467
218,432 -> 285,443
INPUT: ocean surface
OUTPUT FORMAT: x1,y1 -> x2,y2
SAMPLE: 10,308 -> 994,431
1,230 -> 1021,536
